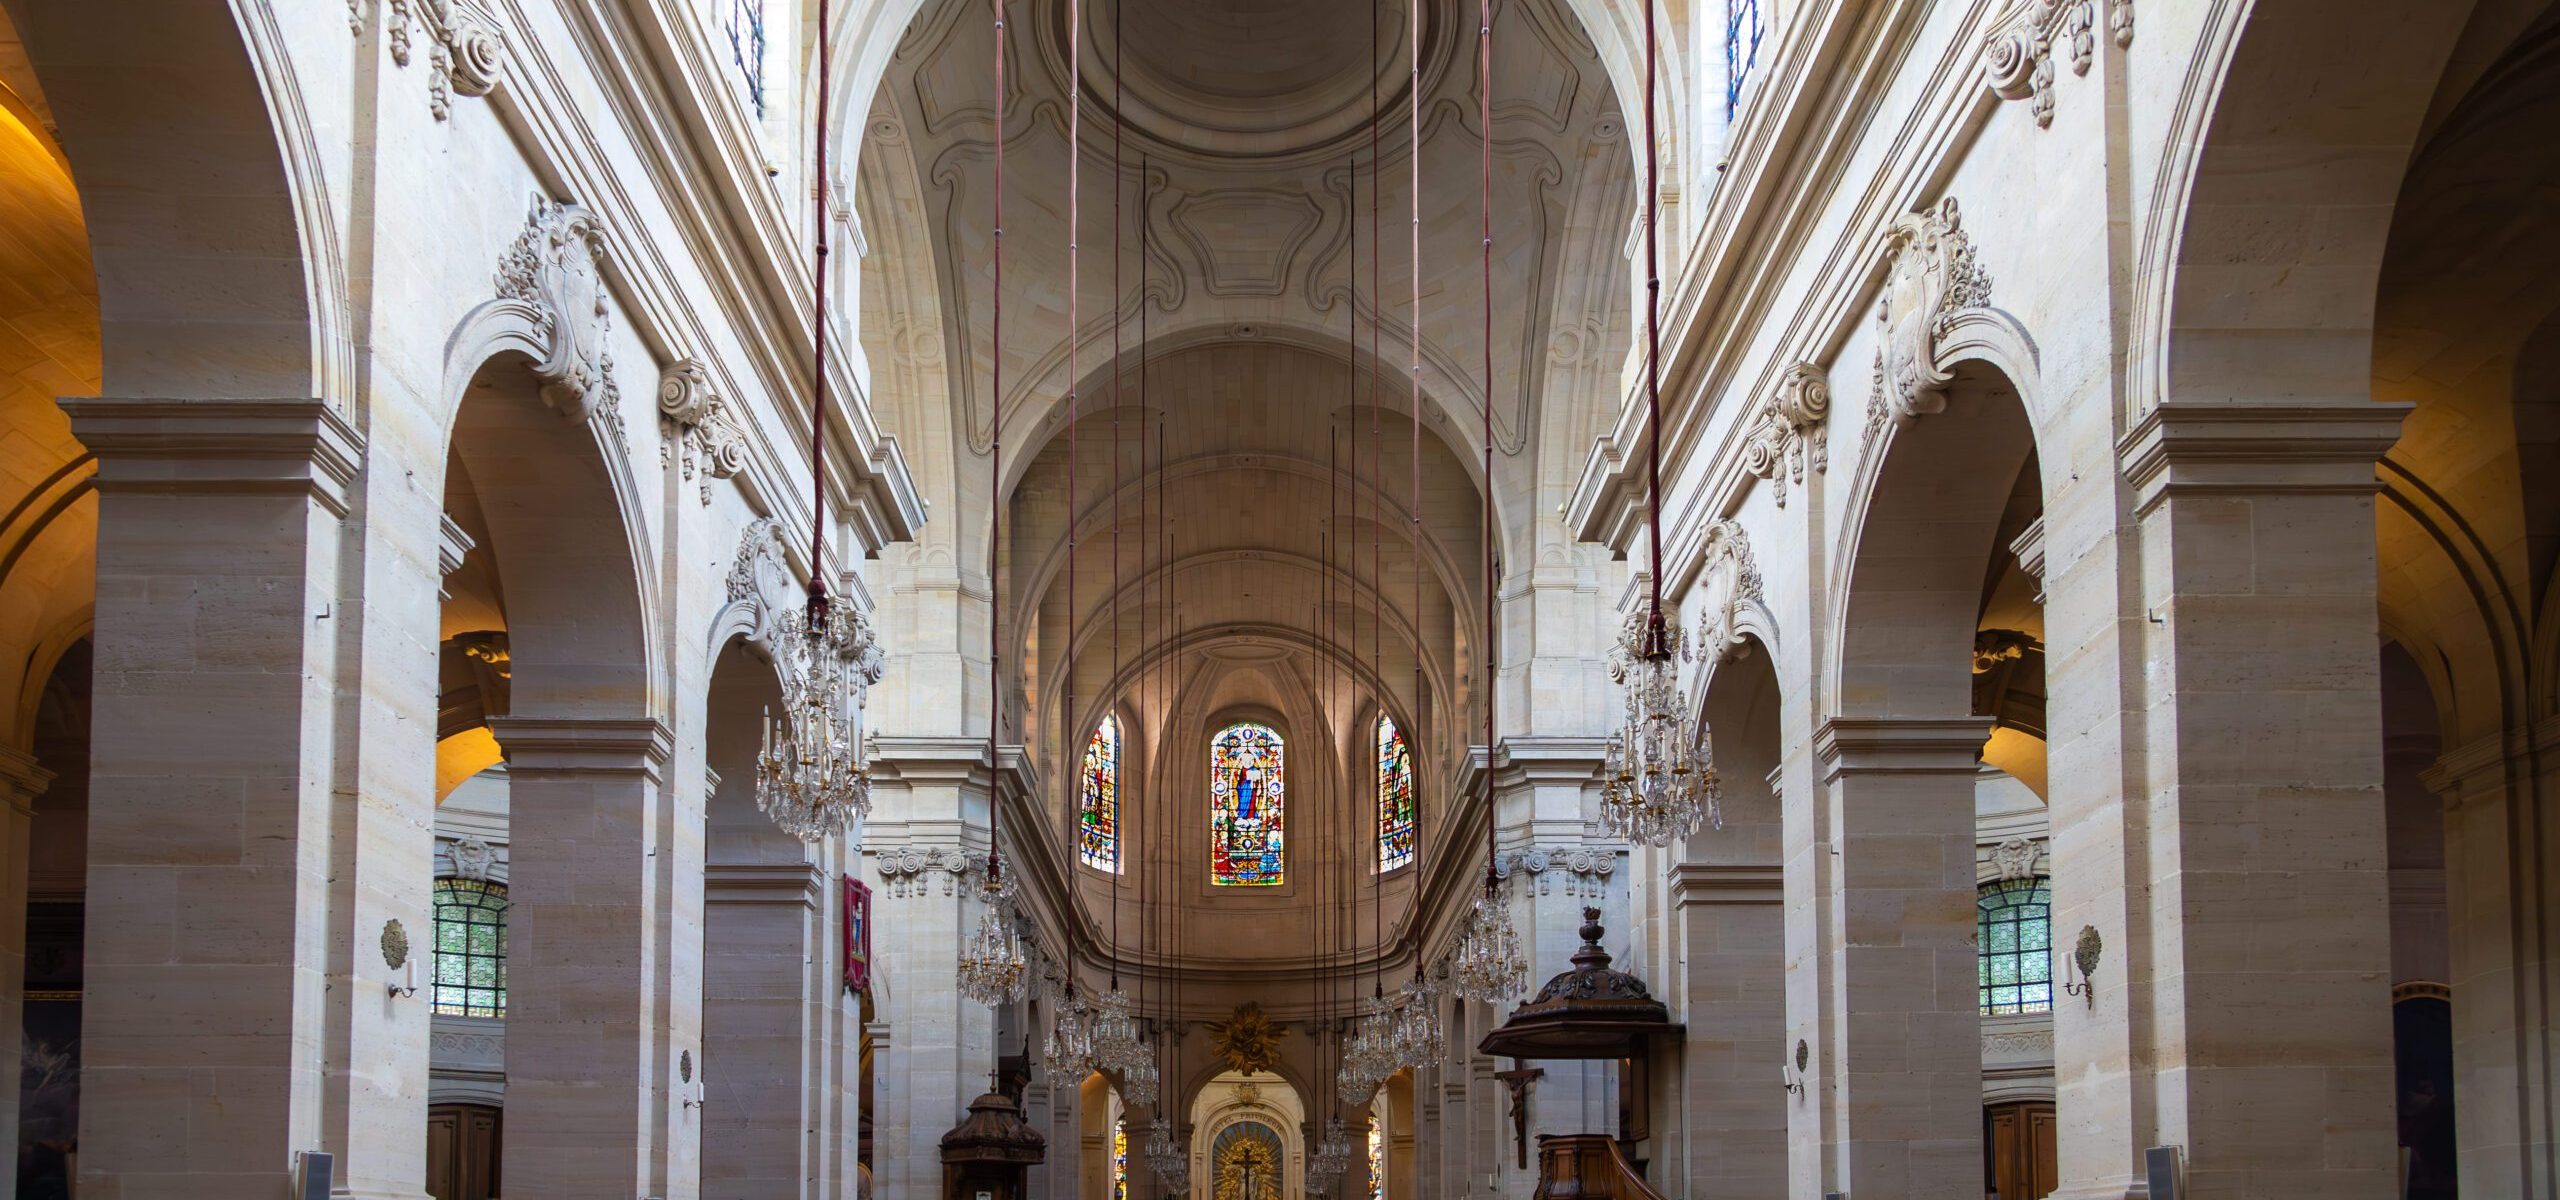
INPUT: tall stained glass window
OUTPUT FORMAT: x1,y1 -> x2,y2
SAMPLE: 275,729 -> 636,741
1209,722 -> 1286,886
1376,712 -> 1416,872
1726,0 -> 1764,119
1978,876 -> 2053,1015
1080,714 -> 1122,872
1112,1119 -> 1128,1200
1367,1111 -> 1386,1200
431,877 -> 508,1018
719,0 -> 767,115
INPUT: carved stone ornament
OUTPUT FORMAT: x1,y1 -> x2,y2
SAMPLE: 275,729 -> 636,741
1494,845 -> 1617,899
380,919 -> 411,970
1741,363 -> 1831,507
1692,520 -> 1765,665
874,846 -> 979,898
726,517 -> 887,709
679,1050 -> 694,1084
495,196 -> 623,432
1989,837 -> 2043,882
1982,0 -> 2130,128
448,835 -> 497,881
386,0 -> 504,120
659,358 -> 748,505
1874,197 -> 1992,431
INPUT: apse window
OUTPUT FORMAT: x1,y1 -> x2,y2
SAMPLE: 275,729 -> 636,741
1726,0 -> 1764,119
719,0 -> 767,115
1377,712 -> 1416,873
1080,713 -> 1123,872
1977,876 -> 2053,1015
431,877 -> 509,1019
1209,722 -> 1286,886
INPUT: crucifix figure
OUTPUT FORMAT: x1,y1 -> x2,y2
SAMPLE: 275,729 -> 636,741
1494,1061 -> 1545,1170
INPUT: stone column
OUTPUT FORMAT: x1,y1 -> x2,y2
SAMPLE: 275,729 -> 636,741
1671,860 -> 1785,1196
1808,715 -> 1991,1200
0,747 -> 50,1200
65,399 -> 370,1196
492,715 -> 678,1199
2422,727 -> 2556,1198
703,860 -> 826,1196
865,736 -> 1005,1200
2095,403 -> 2405,1198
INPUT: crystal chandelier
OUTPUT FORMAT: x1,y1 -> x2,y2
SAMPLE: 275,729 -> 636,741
754,600 -> 876,841
1044,983 -> 1098,1077
1600,610 -> 1717,845
1389,976 -> 1444,1067
1449,883 -> 1529,1004
1145,1115 -> 1189,1193
1595,0 -> 1719,848
1307,1115 -> 1352,1195
956,866 -> 1027,1006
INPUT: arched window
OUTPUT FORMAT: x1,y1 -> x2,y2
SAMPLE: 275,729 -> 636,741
1209,722 -> 1286,886
1112,1118 -> 1129,1200
432,877 -> 509,1018
1977,877 -> 2052,1015
1726,0 -> 1765,118
1376,712 -> 1415,872
1080,714 -> 1122,872
1367,1110 -> 1385,1200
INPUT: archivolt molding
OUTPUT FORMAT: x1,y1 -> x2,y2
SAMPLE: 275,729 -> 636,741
1982,0 -> 2133,129
1740,363 -> 1830,508
657,359 -> 748,505
385,0 -> 506,120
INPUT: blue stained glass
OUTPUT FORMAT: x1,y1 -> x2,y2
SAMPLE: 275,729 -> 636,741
1726,0 -> 1764,119
1210,723 -> 1286,886
1080,715 -> 1121,871
1377,713 -> 1416,872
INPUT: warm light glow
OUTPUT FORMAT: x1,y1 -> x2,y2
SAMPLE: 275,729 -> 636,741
435,727 -> 504,803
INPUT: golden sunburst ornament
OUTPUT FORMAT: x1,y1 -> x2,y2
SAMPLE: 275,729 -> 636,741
1205,1001 -> 1286,1076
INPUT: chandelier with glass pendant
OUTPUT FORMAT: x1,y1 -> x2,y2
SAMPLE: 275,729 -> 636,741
1145,1115 -> 1188,1193
1595,0 -> 1718,848
1044,978 -> 1099,1077
1446,0 -> 1532,1009
753,0 -> 874,844
955,0 -> 1029,1010
1308,1114 -> 1352,1194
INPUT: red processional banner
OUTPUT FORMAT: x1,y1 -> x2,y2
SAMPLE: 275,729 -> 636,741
843,876 -> 873,996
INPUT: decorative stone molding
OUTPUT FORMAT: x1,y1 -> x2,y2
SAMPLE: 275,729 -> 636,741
1982,0 -> 2130,128
1741,363 -> 1831,507
2009,515 -> 2047,604
1872,198 -> 1993,436
873,846 -> 980,898
1988,837 -> 2045,882
436,512 -> 476,599
1692,520 -> 1765,664
658,358 -> 747,505
387,0 -> 505,119
2117,402 -> 2409,517
1972,629 -> 2035,674
448,836 -> 498,881
1982,1024 -> 2054,1067
723,517 -> 888,704
1492,846 -> 1617,899
61,399 -> 367,519
495,196 -> 621,431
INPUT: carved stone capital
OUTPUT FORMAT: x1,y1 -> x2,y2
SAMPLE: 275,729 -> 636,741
60,398 -> 366,518
2116,402 -> 2408,517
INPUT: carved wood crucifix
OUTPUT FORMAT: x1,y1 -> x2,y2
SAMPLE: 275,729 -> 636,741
1494,1061 -> 1545,1170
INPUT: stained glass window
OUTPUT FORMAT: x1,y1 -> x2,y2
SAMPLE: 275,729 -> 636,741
719,0 -> 767,115
432,877 -> 508,1019
1209,722 -> 1286,886
1978,876 -> 2053,1015
1726,0 -> 1764,119
1112,1119 -> 1128,1200
1367,1111 -> 1385,1200
1376,713 -> 1416,872
1080,714 -> 1122,872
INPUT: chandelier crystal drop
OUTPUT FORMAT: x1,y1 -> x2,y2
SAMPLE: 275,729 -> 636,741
1389,976 -> 1444,1068
1449,884 -> 1529,1004
955,870 -> 1028,1007
1307,1115 -> 1352,1195
1145,1116 -> 1190,1193
1092,987 -> 1143,1070
754,599 -> 879,841
1045,987 -> 1099,1077
1600,608 -> 1718,846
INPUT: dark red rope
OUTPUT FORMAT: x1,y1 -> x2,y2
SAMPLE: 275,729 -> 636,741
807,0 -> 834,610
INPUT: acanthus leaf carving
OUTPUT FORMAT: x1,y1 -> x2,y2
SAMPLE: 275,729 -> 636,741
1692,520 -> 1765,665
387,0 -> 503,119
1983,0 -> 2125,129
659,358 -> 748,505
874,846 -> 979,899
1876,197 -> 1991,428
495,196 -> 622,433
1494,845 -> 1617,899
1741,362 -> 1831,507
1990,836 -> 2045,882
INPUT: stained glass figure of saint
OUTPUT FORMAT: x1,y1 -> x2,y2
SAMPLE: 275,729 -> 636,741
1209,722 -> 1285,886
1080,714 -> 1121,871
1376,712 -> 1415,872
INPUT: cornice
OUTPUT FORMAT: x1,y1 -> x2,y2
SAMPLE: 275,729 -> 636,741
60,398 -> 367,519
2117,402 -> 2409,517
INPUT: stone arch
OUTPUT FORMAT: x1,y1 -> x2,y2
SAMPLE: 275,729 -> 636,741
3,0 -> 342,401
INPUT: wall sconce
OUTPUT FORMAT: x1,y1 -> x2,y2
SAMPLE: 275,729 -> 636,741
381,920 -> 419,999
2062,925 -> 2102,1008
680,1051 -> 706,1113
1781,1038 -> 1808,1098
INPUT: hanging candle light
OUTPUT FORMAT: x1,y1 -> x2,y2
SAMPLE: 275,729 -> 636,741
1145,1114 -> 1189,1193
1596,0 -> 1719,847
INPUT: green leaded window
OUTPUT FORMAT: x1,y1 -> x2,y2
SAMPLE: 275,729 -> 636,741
1978,876 -> 2052,1015
432,877 -> 509,1019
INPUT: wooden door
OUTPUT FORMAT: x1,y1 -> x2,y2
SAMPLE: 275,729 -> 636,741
1984,1101 -> 2057,1200
426,1104 -> 503,1200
